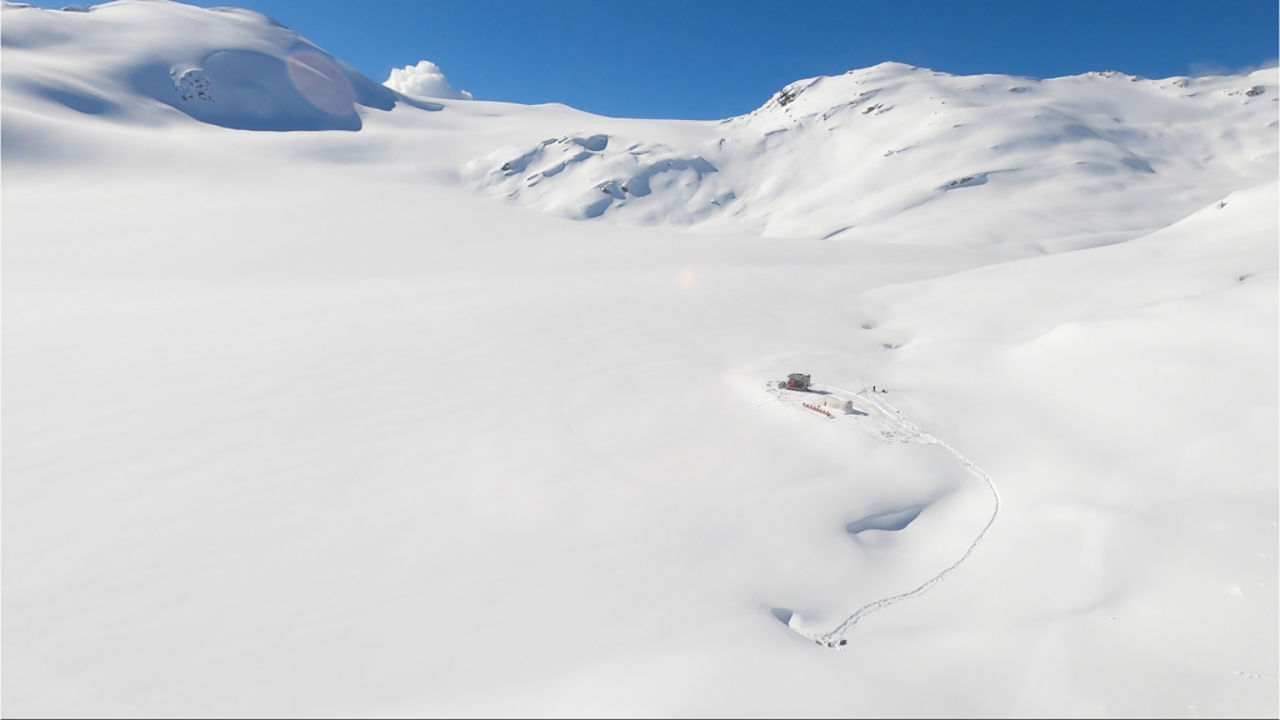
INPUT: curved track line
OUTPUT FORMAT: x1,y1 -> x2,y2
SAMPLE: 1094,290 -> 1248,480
786,384 -> 1002,648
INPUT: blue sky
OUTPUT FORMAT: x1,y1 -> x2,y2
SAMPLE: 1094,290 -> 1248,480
25,0 -> 1280,119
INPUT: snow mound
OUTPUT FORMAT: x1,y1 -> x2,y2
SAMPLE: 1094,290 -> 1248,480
384,60 -> 471,100
1,0 -> 407,131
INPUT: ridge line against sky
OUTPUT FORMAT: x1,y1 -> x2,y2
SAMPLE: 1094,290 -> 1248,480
11,0 -> 1280,119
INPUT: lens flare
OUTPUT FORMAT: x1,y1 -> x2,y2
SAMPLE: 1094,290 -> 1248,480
678,266 -> 697,291
286,49 -> 355,116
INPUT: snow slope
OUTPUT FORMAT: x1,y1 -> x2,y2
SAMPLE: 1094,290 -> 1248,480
468,62 -> 1278,250
3,1 -> 1277,717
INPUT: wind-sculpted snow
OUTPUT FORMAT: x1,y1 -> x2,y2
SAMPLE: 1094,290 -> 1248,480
132,45 -> 400,131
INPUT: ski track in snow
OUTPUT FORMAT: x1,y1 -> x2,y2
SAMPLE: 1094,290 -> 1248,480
769,382 -> 1002,649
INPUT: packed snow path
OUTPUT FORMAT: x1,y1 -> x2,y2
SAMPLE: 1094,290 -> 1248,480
767,382 -> 1002,648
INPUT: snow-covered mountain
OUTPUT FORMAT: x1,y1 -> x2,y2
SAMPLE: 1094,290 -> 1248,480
3,1 -> 1276,717
468,62 -> 1276,249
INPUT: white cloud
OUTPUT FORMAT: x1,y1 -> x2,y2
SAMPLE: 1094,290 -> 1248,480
384,60 -> 472,100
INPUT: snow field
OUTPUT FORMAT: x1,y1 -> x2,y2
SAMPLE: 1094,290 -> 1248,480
2,2 -> 1276,716
4,162 -> 1020,715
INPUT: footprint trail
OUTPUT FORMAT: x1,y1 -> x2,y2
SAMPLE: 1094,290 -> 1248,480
768,383 -> 1002,648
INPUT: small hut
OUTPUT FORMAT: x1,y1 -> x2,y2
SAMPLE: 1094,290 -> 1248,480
785,373 -> 811,390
